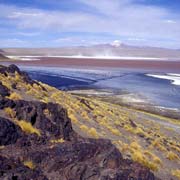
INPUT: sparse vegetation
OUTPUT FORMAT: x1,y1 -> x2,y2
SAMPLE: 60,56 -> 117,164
166,151 -> 179,161
7,92 -> 22,100
15,120 -> 41,136
171,169 -> 180,179
4,107 -> 16,118
80,124 -> 89,132
88,128 -> 99,138
24,160 -> 35,169
50,138 -> 65,143
0,65 -> 179,180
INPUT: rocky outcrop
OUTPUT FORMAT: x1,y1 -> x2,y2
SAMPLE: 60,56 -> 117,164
0,64 -> 42,86
0,65 -> 157,180
0,155 -> 48,180
0,98 -> 76,141
0,82 -> 10,97
0,117 -> 21,146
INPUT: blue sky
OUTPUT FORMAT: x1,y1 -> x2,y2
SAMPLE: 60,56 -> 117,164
0,0 -> 180,48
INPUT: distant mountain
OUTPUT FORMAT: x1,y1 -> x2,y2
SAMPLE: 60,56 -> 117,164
1,44 -> 180,60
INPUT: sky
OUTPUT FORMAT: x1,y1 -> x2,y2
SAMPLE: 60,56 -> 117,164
0,0 -> 180,48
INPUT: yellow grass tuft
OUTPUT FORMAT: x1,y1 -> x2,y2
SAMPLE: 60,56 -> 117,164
88,127 -> 99,138
24,160 -> 35,169
69,113 -> 78,124
80,124 -> 89,132
166,151 -> 179,161
50,138 -> 65,143
110,128 -> 121,136
16,120 -> 41,136
171,169 -> 180,179
4,107 -> 16,118
130,142 -> 141,150
7,92 -> 22,100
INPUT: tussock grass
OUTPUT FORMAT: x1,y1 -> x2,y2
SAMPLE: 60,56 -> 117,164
80,124 -> 89,131
166,151 -> 179,161
15,120 -> 41,136
171,169 -> 180,179
24,160 -> 35,169
50,138 -> 65,143
88,127 -> 99,138
4,107 -> 16,118
7,92 -> 22,100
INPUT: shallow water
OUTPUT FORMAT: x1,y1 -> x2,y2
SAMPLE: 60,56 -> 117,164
20,66 -> 180,109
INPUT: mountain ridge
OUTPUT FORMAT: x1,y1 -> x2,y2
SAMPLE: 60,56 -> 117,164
1,43 -> 180,59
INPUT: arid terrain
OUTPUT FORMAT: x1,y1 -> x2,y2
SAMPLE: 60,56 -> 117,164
0,65 -> 179,180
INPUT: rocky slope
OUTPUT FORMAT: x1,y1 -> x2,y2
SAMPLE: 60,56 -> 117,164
0,65 -> 156,179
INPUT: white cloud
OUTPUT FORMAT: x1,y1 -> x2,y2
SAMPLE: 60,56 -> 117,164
0,1 -> 180,48
165,20 -> 177,24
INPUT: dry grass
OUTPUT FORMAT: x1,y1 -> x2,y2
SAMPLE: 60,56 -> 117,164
110,128 -> 121,136
80,124 -> 89,132
50,138 -> 65,143
7,92 -> 22,100
4,107 -> 16,118
69,113 -> 78,124
15,120 -> 41,136
166,151 -> 179,161
129,142 -> 161,171
171,169 -> 180,179
24,160 -> 35,169
88,127 -> 99,138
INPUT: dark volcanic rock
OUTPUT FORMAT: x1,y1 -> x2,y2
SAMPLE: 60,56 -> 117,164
0,82 -> 10,97
0,98 -> 77,141
0,155 -> 47,180
29,139 -> 155,180
0,117 -> 21,146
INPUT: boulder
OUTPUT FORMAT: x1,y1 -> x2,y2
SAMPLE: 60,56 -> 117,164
0,117 -> 21,146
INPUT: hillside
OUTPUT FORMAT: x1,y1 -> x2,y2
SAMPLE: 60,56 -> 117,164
0,65 -> 180,179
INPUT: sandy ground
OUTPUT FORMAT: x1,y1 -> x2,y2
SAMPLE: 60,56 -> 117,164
1,57 -> 180,71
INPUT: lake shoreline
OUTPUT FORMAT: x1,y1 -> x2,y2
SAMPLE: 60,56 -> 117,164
1,57 -> 180,72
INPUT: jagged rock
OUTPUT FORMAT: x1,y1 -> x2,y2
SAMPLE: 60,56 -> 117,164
0,98 -> 77,141
0,82 -> 10,97
0,155 -> 48,180
0,64 -> 44,86
28,139 -> 156,180
0,117 -> 21,146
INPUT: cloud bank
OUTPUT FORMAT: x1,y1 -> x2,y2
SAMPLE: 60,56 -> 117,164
0,0 -> 180,48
